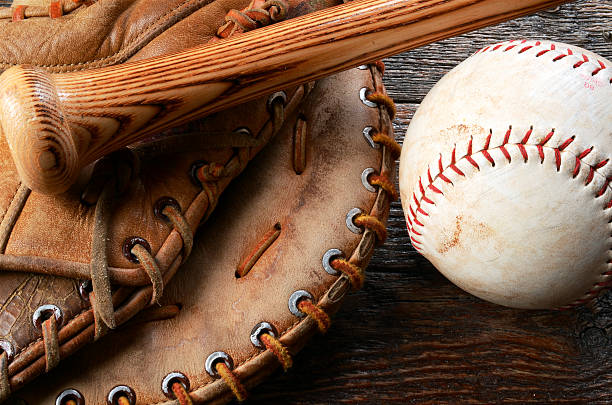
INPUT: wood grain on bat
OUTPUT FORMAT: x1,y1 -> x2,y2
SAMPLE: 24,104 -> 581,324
0,0 -> 570,194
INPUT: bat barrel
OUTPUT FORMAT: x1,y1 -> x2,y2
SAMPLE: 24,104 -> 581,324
0,66 -> 79,195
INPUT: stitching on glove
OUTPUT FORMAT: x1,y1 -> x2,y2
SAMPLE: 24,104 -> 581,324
215,0 -> 289,39
372,132 -> 401,160
293,115 -> 307,174
366,91 -> 396,120
236,222 -> 281,278
216,362 -> 248,402
5,0 -> 88,21
354,214 -> 387,242
369,173 -> 398,201
117,394 -> 132,405
259,332 -> 292,371
41,316 -> 59,372
0,183 -> 30,254
297,299 -> 331,333
171,381 -> 194,405
162,205 -> 194,260
0,352 -> 9,402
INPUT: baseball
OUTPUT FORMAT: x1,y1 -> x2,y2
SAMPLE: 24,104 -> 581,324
399,40 -> 612,309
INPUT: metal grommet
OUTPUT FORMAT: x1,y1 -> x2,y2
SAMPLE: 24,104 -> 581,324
362,127 -> 380,149
288,290 -> 313,317
205,351 -> 234,378
233,127 -> 252,137
122,236 -> 151,264
0,339 -> 14,362
189,160 -> 206,186
346,208 -> 364,234
361,168 -> 377,192
78,280 -> 92,302
267,91 -> 287,111
161,372 -> 190,399
322,249 -> 343,276
356,65 -> 368,70
56,389 -> 84,405
107,385 -> 136,405
360,87 -> 378,108
250,322 -> 277,348
154,197 -> 181,222
32,304 -> 63,330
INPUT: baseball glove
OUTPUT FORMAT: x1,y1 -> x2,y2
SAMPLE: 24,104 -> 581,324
0,0 -> 339,399
11,64 -> 399,404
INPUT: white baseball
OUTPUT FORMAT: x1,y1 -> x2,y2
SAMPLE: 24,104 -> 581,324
399,40 -> 612,309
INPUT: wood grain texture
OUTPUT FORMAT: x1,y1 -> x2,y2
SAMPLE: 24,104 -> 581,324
246,1 -> 612,403
0,0 -> 569,195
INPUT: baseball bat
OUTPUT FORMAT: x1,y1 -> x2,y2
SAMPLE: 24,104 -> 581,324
0,0 -> 571,195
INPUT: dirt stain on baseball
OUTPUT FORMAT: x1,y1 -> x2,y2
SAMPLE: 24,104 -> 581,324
438,215 -> 494,254
439,124 -> 486,144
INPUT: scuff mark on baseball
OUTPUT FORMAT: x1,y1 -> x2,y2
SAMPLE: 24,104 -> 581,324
399,40 -> 612,310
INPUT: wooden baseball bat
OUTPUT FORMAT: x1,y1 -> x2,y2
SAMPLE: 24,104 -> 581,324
0,0 -> 570,195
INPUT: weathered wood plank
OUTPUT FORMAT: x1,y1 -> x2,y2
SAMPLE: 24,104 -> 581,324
383,1 -> 612,103
250,1 -> 612,403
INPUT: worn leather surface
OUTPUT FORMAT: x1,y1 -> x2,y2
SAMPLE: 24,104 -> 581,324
0,0 -> 338,70
0,0 -> 340,396
15,65 -> 396,405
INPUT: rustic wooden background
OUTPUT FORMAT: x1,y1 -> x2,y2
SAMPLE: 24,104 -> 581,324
250,1 -> 612,403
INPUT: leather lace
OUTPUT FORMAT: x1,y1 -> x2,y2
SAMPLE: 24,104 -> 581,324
215,0 -> 289,40
0,352 -> 9,401
3,0 -> 92,21
86,150 -> 194,339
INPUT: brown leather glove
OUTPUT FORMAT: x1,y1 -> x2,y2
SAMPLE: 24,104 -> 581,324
12,63 -> 400,405
0,0 -> 339,400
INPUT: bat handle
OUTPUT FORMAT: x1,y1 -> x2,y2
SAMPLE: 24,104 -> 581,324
0,66 -> 79,195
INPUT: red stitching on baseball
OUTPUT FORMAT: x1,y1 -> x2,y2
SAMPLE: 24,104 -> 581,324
585,168 -> 595,186
503,127 -> 512,145
518,144 -> 528,162
573,158 -> 581,178
429,184 -> 443,194
554,149 -> 562,171
596,178 -> 610,197
485,41 -> 609,77
521,127 -> 533,144
482,150 -> 495,166
422,195 -> 434,205
558,136 -> 575,151
500,145 -> 511,162
594,159 -> 609,170
407,125 -> 612,309
577,146 -> 593,159
536,49 -> 550,57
